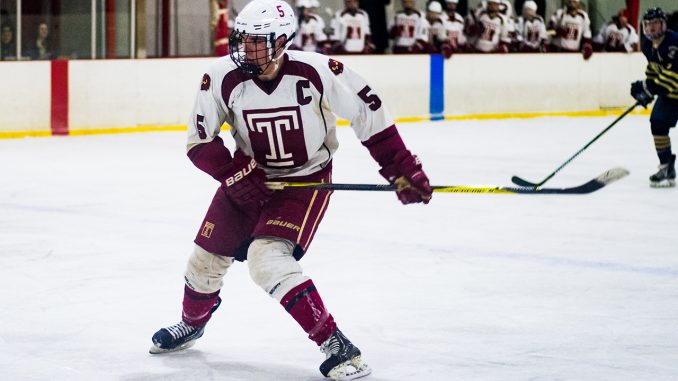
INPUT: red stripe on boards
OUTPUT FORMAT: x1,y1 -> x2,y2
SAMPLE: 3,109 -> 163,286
50,60 -> 69,136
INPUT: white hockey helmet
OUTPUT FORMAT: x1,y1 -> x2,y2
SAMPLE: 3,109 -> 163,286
428,1 -> 443,13
229,0 -> 297,76
445,0 -> 458,3
296,0 -> 313,8
523,1 -> 537,12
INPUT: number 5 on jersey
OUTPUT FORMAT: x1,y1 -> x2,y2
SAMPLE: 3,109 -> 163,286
358,86 -> 382,111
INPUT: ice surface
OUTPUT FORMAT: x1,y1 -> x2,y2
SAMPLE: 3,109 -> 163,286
1,116 -> 677,381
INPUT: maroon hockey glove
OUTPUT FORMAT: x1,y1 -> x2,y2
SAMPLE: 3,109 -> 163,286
441,43 -> 454,59
379,150 -> 433,205
218,150 -> 272,206
582,42 -> 593,60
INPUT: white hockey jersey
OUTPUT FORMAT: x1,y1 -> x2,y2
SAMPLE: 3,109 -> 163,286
428,16 -> 448,46
187,50 -> 394,178
516,15 -> 548,50
549,8 -> 592,51
330,9 -> 371,53
593,22 -> 638,52
445,12 -> 467,49
473,11 -> 511,52
390,10 -> 429,48
294,14 -> 326,52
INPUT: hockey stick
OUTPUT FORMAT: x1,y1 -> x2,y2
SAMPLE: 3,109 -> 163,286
267,167 -> 629,195
511,102 -> 639,188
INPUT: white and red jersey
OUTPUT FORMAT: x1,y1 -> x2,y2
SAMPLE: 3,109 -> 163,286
472,11 -> 511,52
330,9 -> 371,53
187,50 -> 394,178
549,8 -> 592,51
516,15 -> 548,50
294,14 -> 326,52
445,12 -> 467,49
390,9 -> 429,48
593,22 -> 638,52
427,16 -> 448,46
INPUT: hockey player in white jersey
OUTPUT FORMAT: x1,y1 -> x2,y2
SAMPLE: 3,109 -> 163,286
593,9 -> 639,53
149,1 -> 433,380
549,0 -> 593,59
444,0 -> 467,54
467,0 -> 511,53
426,1 -> 455,58
329,0 -> 375,54
515,1 -> 548,52
293,0 -> 327,52
390,0 -> 430,54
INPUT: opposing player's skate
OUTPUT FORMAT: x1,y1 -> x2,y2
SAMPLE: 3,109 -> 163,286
649,154 -> 676,188
149,297 -> 221,354
319,329 -> 371,380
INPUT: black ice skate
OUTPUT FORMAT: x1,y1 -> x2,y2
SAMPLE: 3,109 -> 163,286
319,329 -> 371,381
149,297 -> 221,354
650,154 -> 676,188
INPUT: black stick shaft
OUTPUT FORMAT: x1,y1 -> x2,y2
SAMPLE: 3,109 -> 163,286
534,102 -> 638,186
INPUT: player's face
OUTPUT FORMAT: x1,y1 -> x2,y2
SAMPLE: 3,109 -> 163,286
565,0 -> 578,11
446,2 -> 457,13
643,18 -> 666,40
345,0 -> 358,11
402,0 -> 415,10
243,35 -> 270,68
523,8 -> 536,19
618,15 -> 628,27
302,7 -> 312,18
487,2 -> 500,14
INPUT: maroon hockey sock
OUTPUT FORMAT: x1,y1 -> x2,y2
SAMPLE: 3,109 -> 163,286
280,279 -> 337,345
182,285 -> 220,327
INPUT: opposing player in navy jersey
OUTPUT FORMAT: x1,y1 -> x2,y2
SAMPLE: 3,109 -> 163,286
631,8 -> 678,188
148,0 -> 432,379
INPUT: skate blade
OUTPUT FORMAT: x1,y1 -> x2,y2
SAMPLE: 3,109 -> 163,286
327,356 -> 372,381
650,179 -> 676,188
149,339 -> 197,354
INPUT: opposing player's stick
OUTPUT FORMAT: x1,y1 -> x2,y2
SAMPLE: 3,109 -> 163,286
511,102 -> 639,188
267,167 -> 629,195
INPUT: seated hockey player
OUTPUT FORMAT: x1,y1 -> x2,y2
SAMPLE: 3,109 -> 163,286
327,0 -> 376,54
630,7 -> 678,188
389,0 -> 430,54
593,9 -> 639,53
515,1 -> 548,52
548,0 -> 593,60
466,0 -> 511,53
443,0 -> 467,54
425,1 -> 454,58
292,0 -> 327,52
149,0 -> 433,380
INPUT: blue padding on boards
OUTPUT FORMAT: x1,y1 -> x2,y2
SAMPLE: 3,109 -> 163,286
429,54 -> 444,121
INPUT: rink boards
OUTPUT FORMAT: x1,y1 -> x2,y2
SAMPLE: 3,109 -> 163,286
0,53 -> 648,138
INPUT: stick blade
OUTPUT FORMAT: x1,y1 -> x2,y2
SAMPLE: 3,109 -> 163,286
511,175 -> 538,187
529,167 -> 630,194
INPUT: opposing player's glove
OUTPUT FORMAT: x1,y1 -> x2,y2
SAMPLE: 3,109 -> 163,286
582,42 -> 593,60
379,150 -> 433,205
630,80 -> 655,107
218,150 -> 272,206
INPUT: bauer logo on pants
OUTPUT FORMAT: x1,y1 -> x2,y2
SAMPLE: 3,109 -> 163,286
201,221 -> 215,238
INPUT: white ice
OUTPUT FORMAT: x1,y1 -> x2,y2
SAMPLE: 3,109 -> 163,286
1,116 -> 677,381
